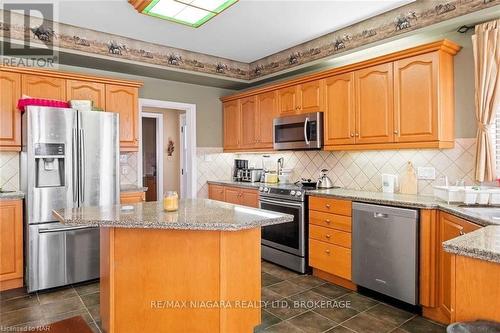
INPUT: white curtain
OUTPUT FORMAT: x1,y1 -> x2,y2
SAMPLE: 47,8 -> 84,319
474,19 -> 500,182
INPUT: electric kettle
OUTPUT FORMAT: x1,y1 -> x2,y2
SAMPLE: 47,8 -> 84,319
317,169 -> 334,189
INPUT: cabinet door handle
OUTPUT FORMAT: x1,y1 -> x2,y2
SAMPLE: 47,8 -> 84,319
350,133 -> 354,137
394,130 -> 399,134
459,230 -> 465,236
325,249 -> 331,255
325,204 -> 331,208
355,133 -> 359,137
325,234 -> 331,239
325,219 -> 331,224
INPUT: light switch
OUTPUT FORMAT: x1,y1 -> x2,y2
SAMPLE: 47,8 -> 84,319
417,167 -> 436,180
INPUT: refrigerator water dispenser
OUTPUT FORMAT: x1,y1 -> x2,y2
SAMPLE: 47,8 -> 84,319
34,143 -> 65,188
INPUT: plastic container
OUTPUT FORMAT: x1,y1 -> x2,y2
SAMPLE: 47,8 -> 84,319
489,188 -> 500,205
477,190 -> 491,205
433,186 -> 464,203
463,188 -> 479,205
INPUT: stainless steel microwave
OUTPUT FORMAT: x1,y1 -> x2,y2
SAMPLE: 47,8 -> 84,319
273,112 -> 323,150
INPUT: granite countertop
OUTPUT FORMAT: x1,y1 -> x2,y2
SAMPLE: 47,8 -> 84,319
120,185 -> 148,193
53,199 -> 293,231
443,226 -> 500,264
207,180 -> 500,227
0,191 -> 25,200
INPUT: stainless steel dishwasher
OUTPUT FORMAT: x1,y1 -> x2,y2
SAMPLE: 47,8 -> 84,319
352,202 -> 418,305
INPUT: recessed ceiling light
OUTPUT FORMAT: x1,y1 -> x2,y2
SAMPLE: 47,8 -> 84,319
130,0 -> 238,28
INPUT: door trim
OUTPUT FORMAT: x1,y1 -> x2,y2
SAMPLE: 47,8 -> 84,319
142,112 -> 164,201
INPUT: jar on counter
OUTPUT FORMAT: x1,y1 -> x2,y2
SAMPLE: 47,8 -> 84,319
163,191 -> 179,212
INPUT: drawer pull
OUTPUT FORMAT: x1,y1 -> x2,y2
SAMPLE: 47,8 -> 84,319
325,249 -> 331,254
325,204 -> 331,208
325,234 -> 331,239
325,219 -> 331,224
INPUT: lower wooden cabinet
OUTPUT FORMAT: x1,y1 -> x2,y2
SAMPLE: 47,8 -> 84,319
208,184 -> 259,208
0,199 -> 23,291
420,210 -> 480,324
308,196 -> 355,290
120,191 -> 145,204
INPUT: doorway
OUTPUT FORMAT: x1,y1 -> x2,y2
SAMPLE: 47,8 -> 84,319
139,99 -> 196,199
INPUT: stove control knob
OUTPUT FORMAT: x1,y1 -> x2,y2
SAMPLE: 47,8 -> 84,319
264,187 -> 270,192
296,191 -> 302,196
259,186 -> 264,192
290,190 -> 296,196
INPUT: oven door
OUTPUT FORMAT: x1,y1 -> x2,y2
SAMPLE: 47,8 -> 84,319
273,112 -> 323,150
260,197 -> 305,257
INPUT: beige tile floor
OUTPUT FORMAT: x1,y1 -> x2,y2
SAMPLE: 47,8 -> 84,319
0,261 -> 447,333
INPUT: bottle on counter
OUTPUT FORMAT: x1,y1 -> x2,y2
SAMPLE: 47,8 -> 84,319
163,191 -> 179,212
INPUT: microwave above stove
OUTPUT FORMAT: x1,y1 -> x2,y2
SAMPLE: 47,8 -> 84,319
273,112 -> 323,150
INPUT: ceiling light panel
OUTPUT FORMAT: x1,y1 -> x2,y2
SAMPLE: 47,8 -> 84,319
142,0 -> 238,28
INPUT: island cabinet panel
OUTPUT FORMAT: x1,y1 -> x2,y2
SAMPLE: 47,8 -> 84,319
354,63 -> 394,144
100,227 -> 261,333
0,71 -> 21,150
223,100 -> 241,150
66,80 -> 105,109
324,73 -> 356,146
105,85 -> 139,151
421,211 -> 480,324
0,200 -> 23,291
208,184 -> 225,202
240,96 -> 258,149
120,191 -> 145,204
21,74 -> 66,100
256,91 -> 277,148
298,80 -> 324,113
277,85 -> 299,115
308,196 -> 355,290
394,53 -> 438,143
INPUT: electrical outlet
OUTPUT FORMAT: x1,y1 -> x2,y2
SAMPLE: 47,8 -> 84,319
120,154 -> 128,164
417,167 -> 436,180
121,166 -> 129,175
204,154 -> 213,162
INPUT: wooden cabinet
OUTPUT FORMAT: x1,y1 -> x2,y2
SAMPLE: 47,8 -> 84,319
0,200 -> 23,291
256,91 -> 277,148
0,71 -> 21,151
223,100 -> 241,150
308,196 -> 355,290
324,73 -> 355,146
355,63 -> 394,144
66,80 -> 105,109
240,96 -> 258,148
120,191 -> 145,204
298,80 -> 324,113
208,184 -> 259,208
420,211 -> 480,324
106,85 -> 139,151
22,74 -> 66,100
208,184 -> 225,202
394,53 -> 439,143
277,86 -> 299,115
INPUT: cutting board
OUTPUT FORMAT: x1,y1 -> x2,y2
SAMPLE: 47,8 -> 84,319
400,162 -> 418,195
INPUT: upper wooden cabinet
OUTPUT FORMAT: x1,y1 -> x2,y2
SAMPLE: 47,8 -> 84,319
66,80 -> 106,109
355,63 -> 394,145
0,200 -> 23,291
256,91 -> 277,148
277,86 -> 299,115
105,84 -> 139,151
240,96 -> 258,148
394,53 -> 439,143
0,71 -> 21,151
324,73 -> 356,146
298,80 -> 324,113
22,74 -> 66,100
221,40 -> 460,152
223,100 -> 241,150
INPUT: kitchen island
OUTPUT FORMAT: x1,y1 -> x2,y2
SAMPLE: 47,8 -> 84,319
53,199 -> 293,333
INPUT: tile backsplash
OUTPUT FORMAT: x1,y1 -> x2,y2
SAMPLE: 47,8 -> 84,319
0,152 -> 20,191
196,138 -> 477,198
119,152 -> 139,186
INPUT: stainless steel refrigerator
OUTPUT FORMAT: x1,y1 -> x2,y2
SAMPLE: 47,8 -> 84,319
21,106 -> 119,292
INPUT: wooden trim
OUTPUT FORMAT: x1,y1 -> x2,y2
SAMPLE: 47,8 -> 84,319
324,141 -> 454,151
419,209 -> 439,308
128,0 -> 153,12
313,268 -> 357,291
0,65 -> 143,88
221,40 -> 461,102
0,146 -> 21,152
0,277 -> 23,291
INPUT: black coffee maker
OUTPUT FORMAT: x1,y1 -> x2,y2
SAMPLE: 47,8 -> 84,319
233,159 -> 248,181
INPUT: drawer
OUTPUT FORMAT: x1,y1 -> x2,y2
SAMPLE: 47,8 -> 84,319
309,239 -> 351,280
310,225 -> 351,248
309,196 -> 352,216
309,210 -> 351,232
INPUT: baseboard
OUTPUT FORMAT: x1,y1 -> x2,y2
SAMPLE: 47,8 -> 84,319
313,268 -> 357,291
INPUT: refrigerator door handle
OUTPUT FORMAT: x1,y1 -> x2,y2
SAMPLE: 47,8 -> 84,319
79,129 -> 85,203
72,129 -> 78,204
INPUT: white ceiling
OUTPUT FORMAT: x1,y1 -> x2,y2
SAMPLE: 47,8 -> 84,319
54,0 -> 414,63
